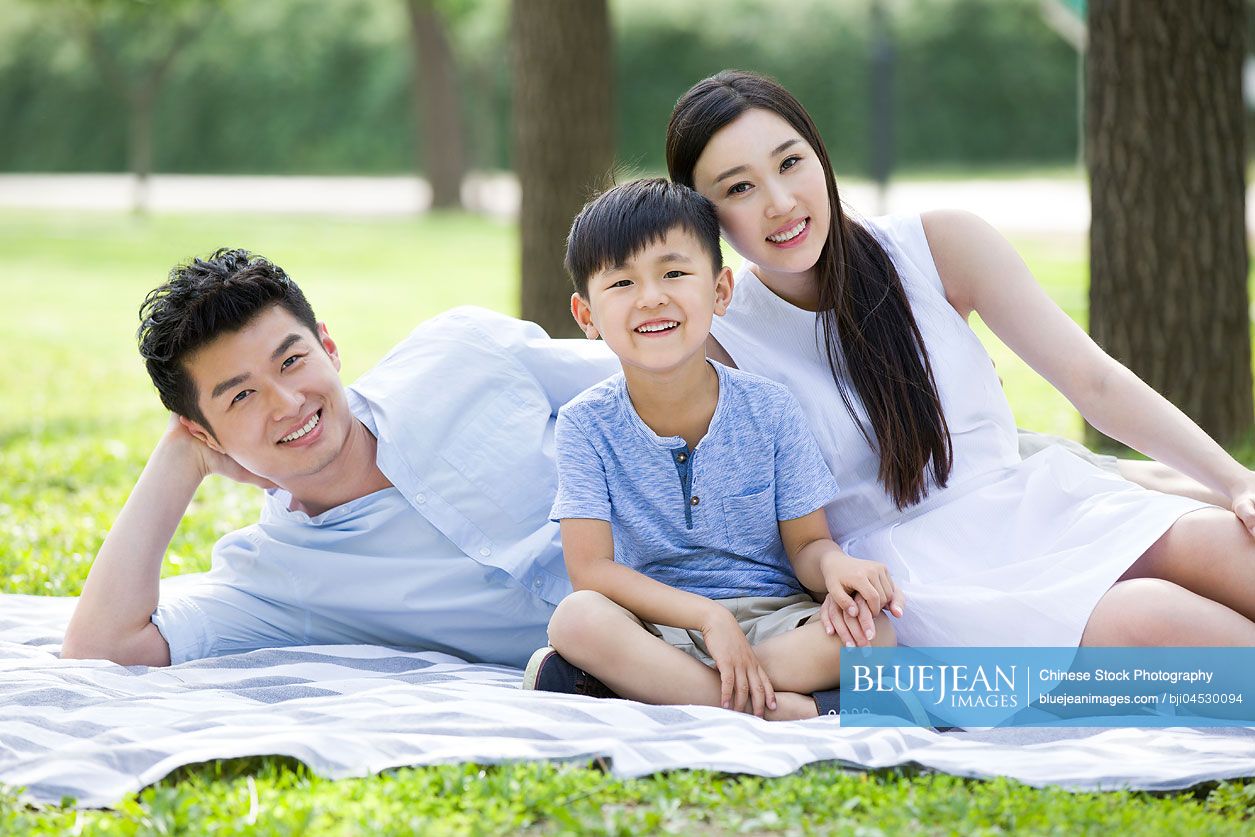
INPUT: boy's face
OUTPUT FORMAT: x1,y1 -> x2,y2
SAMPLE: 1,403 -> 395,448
571,227 -> 733,376
180,305 -> 356,488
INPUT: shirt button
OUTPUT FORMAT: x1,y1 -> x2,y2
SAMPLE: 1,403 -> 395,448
533,579 -> 541,588
690,496 -> 700,507
415,493 -> 426,504
479,547 -> 492,557
676,453 -> 688,463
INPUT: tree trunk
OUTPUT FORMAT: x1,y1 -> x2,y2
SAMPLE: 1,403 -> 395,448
405,0 -> 466,210
1086,0 -> 1250,445
511,0 -> 614,337
128,88 -> 154,214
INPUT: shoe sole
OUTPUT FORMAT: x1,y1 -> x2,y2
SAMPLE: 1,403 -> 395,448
521,645 -> 554,691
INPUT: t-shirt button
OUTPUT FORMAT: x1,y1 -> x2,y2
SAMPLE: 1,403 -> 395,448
479,547 -> 492,557
676,453 -> 688,463
415,493 -> 426,504
690,496 -> 700,507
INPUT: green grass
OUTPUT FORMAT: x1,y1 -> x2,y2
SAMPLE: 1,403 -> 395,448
1,210 -> 1252,832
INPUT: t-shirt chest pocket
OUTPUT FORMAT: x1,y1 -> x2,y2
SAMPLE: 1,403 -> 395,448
438,387 -> 554,523
720,486 -> 780,558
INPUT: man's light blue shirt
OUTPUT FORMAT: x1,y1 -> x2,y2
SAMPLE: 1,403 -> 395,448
550,362 -> 840,599
151,307 -> 620,668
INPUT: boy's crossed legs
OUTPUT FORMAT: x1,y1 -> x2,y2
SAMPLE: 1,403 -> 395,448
547,589 -> 895,721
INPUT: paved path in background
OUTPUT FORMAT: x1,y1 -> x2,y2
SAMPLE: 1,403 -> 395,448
2,172 -> 1254,235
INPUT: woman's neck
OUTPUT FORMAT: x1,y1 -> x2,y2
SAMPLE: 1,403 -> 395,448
623,355 -> 721,450
749,262 -> 822,311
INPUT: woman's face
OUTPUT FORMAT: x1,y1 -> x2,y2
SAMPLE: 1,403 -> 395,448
691,108 -> 831,295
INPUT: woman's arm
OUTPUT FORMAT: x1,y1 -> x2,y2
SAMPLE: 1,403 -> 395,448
922,209 -> 1255,529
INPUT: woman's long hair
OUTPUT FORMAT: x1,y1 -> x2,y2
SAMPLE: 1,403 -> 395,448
666,70 -> 951,508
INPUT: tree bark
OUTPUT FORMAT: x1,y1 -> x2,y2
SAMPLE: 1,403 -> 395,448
511,0 -> 614,337
1086,0 -> 1250,444
405,0 -> 466,210
81,9 -> 204,215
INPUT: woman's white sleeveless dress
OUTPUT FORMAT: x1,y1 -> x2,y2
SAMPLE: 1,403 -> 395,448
710,213 -> 1210,647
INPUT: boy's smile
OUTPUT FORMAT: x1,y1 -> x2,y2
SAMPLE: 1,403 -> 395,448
572,227 -> 733,379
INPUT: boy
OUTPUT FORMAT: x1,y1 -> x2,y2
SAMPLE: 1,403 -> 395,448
524,179 -> 903,721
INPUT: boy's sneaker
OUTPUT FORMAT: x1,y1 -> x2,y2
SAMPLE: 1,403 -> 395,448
522,646 -> 619,698
812,688 -> 841,717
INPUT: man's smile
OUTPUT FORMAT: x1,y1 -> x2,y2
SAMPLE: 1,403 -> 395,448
277,409 -> 322,445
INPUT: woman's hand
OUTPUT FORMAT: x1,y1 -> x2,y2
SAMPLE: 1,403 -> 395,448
820,592 -> 879,647
1228,474 -> 1255,536
701,607 -> 776,717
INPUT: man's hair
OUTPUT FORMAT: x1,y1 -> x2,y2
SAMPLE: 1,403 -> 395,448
564,177 -> 723,297
137,247 -> 317,433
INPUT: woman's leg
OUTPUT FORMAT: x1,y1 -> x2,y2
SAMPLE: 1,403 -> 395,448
1083,509 -> 1255,645
548,590 -> 813,720
1127,508 -> 1255,620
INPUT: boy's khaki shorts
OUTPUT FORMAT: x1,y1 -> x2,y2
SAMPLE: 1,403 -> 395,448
633,593 -> 821,667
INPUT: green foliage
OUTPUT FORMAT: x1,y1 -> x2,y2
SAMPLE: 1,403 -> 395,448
3,761 -> 1254,833
2,210 -> 1253,829
0,0 -> 1080,176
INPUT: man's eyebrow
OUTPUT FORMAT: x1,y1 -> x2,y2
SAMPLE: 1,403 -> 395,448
712,138 -> 801,184
209,334 -> 307,400
211,373 -> 250,401
269,333 -> 304,362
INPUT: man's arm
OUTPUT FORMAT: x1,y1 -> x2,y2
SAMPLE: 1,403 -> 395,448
62,418 -> 267,666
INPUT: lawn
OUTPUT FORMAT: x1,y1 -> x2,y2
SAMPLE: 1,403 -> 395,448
1,210 -> 1252,833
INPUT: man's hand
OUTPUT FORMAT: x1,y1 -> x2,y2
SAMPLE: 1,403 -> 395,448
169,415 -> 276,490
701,606 -> 776,717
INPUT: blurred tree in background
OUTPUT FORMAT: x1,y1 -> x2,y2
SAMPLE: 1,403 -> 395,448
511,0 -> 613,338
0,0 -> 1084,179
1087,0 -> 1251,444
46,0 -> 222,212
405,0 -> 466,209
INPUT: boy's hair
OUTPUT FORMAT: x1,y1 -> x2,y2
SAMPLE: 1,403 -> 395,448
137,247 -> 318,434
564,177 -> 722,297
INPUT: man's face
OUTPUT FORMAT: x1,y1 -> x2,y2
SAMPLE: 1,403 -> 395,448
182,305 -> 354,487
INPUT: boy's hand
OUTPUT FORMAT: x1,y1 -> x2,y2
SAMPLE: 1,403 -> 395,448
701,607 -> 776,718
820,592 -> 878,647
820,553 -> 905,637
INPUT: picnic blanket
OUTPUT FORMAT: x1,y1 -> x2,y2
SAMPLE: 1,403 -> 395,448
2,592 -> 1253,808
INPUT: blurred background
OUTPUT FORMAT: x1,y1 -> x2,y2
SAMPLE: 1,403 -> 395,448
0,0 -> 1088,185
1,0 -> 1253,598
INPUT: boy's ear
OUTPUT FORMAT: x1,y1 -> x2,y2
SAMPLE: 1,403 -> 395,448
712,266 -> 735,317
179,414 -> 225,454
570,292 -> 600,340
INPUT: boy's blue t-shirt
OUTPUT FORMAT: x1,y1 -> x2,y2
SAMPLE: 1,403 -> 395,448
550,361 -> 840,599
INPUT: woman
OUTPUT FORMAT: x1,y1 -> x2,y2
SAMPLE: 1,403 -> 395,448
666,70 -> 1255,647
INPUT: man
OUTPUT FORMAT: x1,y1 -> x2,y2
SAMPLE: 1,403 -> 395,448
61,248 -> 617,668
